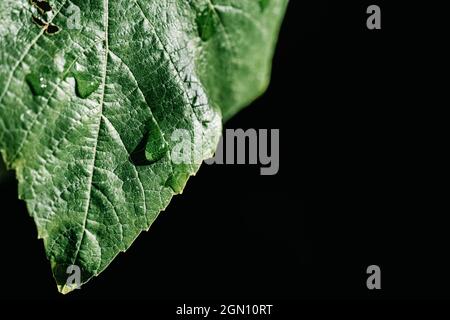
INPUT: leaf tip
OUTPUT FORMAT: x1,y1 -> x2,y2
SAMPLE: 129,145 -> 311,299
57,284 -> 78,295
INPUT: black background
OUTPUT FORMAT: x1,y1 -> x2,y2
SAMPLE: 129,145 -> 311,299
0,0 -> 446,313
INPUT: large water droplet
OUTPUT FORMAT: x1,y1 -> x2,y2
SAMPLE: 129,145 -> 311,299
26,73 -> 47,96
196,7 -> 217,41
165,169 -> 190,194
73,72 -> 99,99
145,121 -> 168,163
130,120 -> 168,165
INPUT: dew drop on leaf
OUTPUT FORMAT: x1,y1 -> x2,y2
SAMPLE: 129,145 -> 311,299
145,121 -> 168,163
25,72 -> 47,96
45,24 -> 61,35
196,7 -> 217,41
73,72 -> 99,99
32,0 -> 52,14
130,120 -> 168,165
165,169 -> 190,194
31,15 -> 47,28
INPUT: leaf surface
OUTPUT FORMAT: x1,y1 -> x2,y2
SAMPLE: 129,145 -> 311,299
0,0 -> 287,292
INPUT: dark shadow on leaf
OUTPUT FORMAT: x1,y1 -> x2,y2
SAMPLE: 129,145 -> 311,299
129,131 -> 153,166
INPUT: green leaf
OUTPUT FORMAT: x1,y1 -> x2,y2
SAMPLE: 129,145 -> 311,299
0,0 -> 287,293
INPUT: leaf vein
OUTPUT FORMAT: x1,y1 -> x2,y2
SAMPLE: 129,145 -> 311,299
71,0 -> 110,268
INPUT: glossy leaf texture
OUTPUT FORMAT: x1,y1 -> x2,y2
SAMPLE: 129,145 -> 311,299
0,0 -> 288,293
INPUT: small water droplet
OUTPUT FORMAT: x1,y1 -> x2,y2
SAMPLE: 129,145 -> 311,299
73,72 -> 99,99
20,110 -> 33,122
165,169 -> 190,194
196,7 -> 217,41
61,189 -> 71,201
45,24 -> 61,35
31,0 -> 52,14
31,15 -> 47,28
26,72 -> 47,96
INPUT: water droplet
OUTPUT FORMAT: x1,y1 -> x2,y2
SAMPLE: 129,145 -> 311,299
45,24 -> 61,35
145,121 -> 168,163
26,72 -> 47,96
130,120 -> 168,165
61,189 -> 71,202
31,15 -> 47,28
165,169 -> 190,194
20,110 -> 33,122
73,72 -> 99,99
259,0 -> 270,12
31,0 -> 52,14
196,7 -> 217,41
